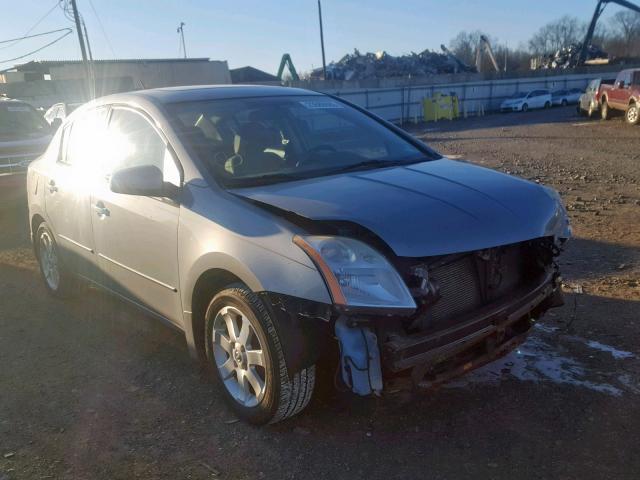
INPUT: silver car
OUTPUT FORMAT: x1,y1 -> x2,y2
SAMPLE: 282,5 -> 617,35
27,86 -> 571,424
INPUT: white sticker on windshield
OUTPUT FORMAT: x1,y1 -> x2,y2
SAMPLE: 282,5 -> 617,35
299,100 -> 343,109
7,106 -> 30,112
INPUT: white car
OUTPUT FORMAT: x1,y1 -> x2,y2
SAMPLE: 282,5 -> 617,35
551,88 -> 583,106
500,90 -> 552,112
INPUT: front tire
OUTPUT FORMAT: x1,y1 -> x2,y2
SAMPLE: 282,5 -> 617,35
205,285 -> 315,424
625,103 -> 639,125
35,223 -> 75,298
544,101 -> 551,109
601,101 -> 610,120
521,103 -> 529,112
588,102 -> 595,118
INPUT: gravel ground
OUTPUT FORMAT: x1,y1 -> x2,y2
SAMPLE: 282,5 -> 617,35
1,106 -> 639,479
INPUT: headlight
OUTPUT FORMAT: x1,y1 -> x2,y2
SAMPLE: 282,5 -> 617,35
294,235 -> 416,311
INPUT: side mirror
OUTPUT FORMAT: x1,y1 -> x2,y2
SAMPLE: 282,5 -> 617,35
617,80 -> 626,89
110,164 -> 179,199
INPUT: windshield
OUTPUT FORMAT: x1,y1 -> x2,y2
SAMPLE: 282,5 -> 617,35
509,92 -> 527,99
0,102 -> 50,140
167,95 -> 436,186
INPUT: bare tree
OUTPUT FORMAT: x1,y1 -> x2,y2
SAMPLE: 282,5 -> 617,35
449,30 -> 485,66
449,30 -> 507,72
606,10 -> 640,57
529,16 -> 585,54
449,31 -> 531,72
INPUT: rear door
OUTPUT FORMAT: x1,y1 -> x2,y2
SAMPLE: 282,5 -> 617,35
44,108 -> 108,279
90,106 -> 183,323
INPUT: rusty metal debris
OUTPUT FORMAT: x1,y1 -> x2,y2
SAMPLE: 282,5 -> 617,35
310,48 -> 476,80
531,43 -> 609,69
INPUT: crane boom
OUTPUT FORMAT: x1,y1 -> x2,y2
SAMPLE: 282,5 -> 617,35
276,54 -> 300,81
475,35 -> 500,73
578,0 -> 640,65
440,44 -> 474,73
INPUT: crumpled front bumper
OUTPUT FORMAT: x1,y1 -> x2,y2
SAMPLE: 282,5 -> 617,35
382,271 -> 563,388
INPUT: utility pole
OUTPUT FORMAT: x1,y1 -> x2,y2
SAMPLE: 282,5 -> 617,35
317,0 -> 327,80
69,0 -> 91,100
177,22 -> 187,58
82,19 -> 96,98
504,46 -> 508,72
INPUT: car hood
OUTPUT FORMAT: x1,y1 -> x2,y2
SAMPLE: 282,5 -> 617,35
231,159 -> 569,257
0,135 -> 51,157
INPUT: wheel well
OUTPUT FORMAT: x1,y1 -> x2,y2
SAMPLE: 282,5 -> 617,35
191,268 -> 243,359
31,214 -> 45,248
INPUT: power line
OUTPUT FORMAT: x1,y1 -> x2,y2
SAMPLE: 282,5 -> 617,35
0,28 -> 72,46
0,1 -> 62,51
87,0 -> 116,57
0,28 -> 72,64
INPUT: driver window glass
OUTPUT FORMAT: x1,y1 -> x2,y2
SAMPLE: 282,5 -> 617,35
63,107 -> 109,167
106,108 -> 173,181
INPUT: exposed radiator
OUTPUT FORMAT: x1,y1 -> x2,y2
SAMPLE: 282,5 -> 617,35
416,243 -> 527,331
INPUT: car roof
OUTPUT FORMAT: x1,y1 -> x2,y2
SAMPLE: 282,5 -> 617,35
102,85 -> 324,105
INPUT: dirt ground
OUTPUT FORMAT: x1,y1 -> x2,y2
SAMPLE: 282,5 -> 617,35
1,106 -> 639,480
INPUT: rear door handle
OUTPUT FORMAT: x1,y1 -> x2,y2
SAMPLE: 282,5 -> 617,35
93,201 -> 110,217
48,180 -> 58,193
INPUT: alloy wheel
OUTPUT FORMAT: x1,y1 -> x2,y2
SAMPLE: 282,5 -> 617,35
39,230 -> 60,291
212,305 -> 266,407
627,106 -> 639,124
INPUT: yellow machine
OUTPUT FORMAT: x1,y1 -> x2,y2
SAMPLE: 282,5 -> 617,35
423,92 -> 459,122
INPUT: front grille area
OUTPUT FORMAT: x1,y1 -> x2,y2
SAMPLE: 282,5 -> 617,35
426,255 -> 484,328
406,240 -> 550,333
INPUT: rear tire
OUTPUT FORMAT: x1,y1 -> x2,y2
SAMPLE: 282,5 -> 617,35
35,222 -> 76,298
625,103 -> 639,125
205,284 -> 315,424
561,99 -> 568,107
601,101 -> 610,120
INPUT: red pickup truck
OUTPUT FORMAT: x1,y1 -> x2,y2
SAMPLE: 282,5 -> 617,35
599,68 -> 640,124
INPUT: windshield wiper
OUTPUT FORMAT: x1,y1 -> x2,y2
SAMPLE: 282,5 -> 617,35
225,171 -> 307,187
330,158 -> 426,174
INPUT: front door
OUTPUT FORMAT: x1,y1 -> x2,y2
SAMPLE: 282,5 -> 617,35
44,108 -> 108,279
610,72 -> 630,108
90,107 -> 183,323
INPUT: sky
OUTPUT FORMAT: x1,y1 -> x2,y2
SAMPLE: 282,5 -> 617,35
1,0 -> 629,74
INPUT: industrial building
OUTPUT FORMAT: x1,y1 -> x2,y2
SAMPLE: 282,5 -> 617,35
0,57 -> 231,107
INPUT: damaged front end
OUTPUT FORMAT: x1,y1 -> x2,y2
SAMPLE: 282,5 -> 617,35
329,236 -> 566,395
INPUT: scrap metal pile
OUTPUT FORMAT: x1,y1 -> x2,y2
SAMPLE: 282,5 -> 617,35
532,43 -> 609,69
310,49 -> 476,80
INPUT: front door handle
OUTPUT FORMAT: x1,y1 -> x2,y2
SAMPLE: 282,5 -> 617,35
93,201 -> 110,217
48,180 -> 58,193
